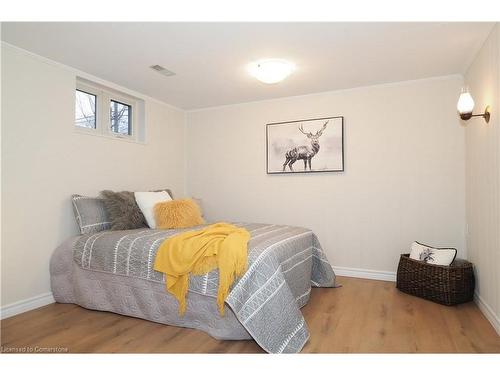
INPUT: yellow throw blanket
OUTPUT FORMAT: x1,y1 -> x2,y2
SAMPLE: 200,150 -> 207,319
153,222 -> 250,316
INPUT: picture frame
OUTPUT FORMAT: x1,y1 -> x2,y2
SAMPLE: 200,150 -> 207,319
266,116 -> 344,174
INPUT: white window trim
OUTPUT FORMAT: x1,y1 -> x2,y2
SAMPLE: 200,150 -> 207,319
75,79 -> 141,143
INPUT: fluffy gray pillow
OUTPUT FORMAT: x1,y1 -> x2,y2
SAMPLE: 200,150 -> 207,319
101,190 -> 148,230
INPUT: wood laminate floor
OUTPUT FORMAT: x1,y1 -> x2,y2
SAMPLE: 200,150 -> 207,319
1,277 -> 499,353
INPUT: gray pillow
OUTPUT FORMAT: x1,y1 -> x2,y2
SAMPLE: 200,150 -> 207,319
71,195 -> 112,235
101,190 -> 148,230
100,189 -> 174,231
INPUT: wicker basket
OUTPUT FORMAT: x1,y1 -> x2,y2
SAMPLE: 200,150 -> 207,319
396,254 -> 475,305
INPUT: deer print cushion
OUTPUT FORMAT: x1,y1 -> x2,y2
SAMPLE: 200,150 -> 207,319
409,241 -> 457,266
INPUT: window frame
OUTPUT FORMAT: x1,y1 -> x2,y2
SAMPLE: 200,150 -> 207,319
74,80 -> 139,142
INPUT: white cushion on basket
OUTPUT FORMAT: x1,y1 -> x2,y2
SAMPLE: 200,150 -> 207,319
409,241 -> 457,266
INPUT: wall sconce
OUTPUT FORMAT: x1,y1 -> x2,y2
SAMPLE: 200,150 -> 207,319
457,88 -> 491,123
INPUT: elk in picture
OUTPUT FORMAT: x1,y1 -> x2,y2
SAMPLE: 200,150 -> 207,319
282,121 -> 328,171
266,116 -> 344,174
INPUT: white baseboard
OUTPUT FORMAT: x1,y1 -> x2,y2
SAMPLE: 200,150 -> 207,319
333,266 -> 397,282
1,292 -> 55,320
474,292 -> 500,335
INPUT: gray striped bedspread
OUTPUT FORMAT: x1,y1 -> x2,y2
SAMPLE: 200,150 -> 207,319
73,223 -> 336,353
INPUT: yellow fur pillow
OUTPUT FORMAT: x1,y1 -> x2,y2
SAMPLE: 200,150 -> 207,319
154,198 -> 205,229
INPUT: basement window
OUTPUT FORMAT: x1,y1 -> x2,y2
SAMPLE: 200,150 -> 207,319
110,100 -> 132,135
75,89 -> 97,129
74,78 -> 145,143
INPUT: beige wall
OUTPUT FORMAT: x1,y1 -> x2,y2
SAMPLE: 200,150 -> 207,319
464,23 -> 500,333
1,41 -> 479,322
1,44 -> 186,307
186,76 -> 466,275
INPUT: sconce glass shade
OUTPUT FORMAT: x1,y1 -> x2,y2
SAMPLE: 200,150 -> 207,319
457,90 -> 475,119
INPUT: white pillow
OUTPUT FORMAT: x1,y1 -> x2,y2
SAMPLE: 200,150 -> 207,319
134,191 -> 172,228
409,241 -> 457,266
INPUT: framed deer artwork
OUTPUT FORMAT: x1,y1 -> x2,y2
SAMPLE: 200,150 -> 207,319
266,116 -> 344,174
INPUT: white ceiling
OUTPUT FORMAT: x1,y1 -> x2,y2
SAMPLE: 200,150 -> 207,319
1,22 -> 495,110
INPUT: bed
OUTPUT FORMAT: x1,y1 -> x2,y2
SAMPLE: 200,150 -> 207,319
50,222 -> 336,353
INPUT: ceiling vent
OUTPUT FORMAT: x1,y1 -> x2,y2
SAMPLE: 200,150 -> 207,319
150,65 -> 176,77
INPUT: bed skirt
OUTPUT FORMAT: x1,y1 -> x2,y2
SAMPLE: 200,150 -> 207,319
50,238 -> 252,341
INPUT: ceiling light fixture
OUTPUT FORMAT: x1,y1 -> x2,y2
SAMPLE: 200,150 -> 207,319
248,59 -> 295,84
